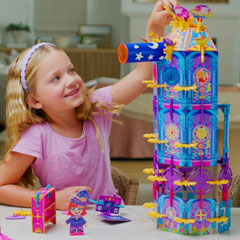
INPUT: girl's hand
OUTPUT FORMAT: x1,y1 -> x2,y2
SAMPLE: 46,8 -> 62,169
146,0 -> 178,40
56,186 -> 92,210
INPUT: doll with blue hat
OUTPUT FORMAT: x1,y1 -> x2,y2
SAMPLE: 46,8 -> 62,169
65,190 -> 90,236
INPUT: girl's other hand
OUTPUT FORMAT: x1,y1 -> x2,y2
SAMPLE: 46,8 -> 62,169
146,0 -> 178,40
56,186 -> 92,210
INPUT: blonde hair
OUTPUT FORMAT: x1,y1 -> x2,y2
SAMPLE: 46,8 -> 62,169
3,44 -> 122,186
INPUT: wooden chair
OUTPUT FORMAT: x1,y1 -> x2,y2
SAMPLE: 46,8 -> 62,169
111,166 -> 139,205
230,173 -> 240,207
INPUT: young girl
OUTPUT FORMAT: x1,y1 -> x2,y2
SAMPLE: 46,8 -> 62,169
0,0 -> 177,210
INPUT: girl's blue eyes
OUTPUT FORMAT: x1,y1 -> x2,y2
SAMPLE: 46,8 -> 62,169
69,68 -> 75,73
51,68 -> 75,83
52,76 -> 60,82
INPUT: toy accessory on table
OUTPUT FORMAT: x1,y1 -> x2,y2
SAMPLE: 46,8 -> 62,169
5,215 -> 26,220
5,209 -> 31,220
13,210 -> 31,216
118,4 -> 232,235
88,194 -> 131,222
31,184 -> 56,234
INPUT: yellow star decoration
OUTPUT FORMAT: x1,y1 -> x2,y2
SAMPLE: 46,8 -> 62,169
164,45 -> 175,63
174,141 -> 197,149
147,175 -> 167,183
195,36 -> 209,63
148,138 -> 168,145
206,179 -> 229,186
143,133 -> 157,139
143,202 -> 154,209
207,216 -> 228,223
174,217 -> 196,224
143,168 -> 164,175
148,211 -> 166,219
174,179 -> 197,187
174,84 -> 197,92
149,32 -> 164,42
142,80 -> 154,85
145,83 -> 168,90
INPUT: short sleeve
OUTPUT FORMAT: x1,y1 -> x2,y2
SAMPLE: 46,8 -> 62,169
12,124 -> 43,159
91,86 -> 113,136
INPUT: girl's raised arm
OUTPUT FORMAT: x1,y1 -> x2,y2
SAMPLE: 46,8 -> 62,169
112,0 -> 178,105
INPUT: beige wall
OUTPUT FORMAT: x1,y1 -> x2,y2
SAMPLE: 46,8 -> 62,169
34,0 -> 86,38
86,0 -> 129,48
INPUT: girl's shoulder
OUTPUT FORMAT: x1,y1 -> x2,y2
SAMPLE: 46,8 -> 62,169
13,122 -> 50,158
91,85 -> 112,104
20,122 -> 49,139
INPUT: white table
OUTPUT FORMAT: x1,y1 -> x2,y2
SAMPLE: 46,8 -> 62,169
0,205 -> 240,240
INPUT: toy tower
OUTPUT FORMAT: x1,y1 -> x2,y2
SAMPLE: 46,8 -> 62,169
118,5 -> 232,235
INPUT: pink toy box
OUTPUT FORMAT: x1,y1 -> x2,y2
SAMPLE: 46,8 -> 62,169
31,185 -> 56,233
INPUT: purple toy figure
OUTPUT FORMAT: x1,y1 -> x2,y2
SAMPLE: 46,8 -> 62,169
66,190 -> 89,236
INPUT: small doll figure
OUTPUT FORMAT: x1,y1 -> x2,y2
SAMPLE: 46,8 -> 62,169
66,202 -> 87,236
66,190 -> 89,236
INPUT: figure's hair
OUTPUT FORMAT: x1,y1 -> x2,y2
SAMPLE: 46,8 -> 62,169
3,44 -> 122,186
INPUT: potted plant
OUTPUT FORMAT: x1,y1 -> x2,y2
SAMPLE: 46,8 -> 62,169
5,22 -> 31,44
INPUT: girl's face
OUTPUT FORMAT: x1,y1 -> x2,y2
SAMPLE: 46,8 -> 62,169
29,49 -> 84,115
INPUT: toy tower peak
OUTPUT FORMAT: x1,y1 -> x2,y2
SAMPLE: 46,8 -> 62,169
165,5 -> 212,33
161,5 -> 217,63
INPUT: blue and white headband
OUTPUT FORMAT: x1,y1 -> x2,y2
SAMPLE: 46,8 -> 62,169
20,42 -> 55,91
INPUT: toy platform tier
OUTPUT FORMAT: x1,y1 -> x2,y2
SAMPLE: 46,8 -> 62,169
118,5 -> 232,235
31,185 -> 56,233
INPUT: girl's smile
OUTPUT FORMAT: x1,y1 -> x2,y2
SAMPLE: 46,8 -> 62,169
64,88 -> 79,98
